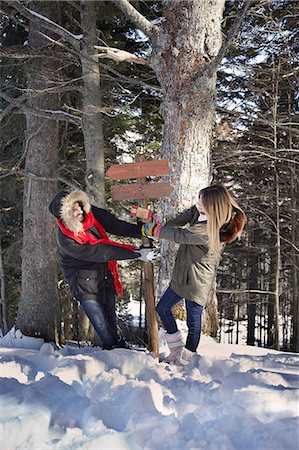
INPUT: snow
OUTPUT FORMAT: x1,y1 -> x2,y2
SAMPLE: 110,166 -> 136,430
26,8 -> 83,41
0,327 -> 298,450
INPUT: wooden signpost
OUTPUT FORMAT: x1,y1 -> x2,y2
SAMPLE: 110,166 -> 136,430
106,158 -> 173,358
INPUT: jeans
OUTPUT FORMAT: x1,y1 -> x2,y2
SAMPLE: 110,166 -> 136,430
156,286 -> 203,352
80,288 -> 118,350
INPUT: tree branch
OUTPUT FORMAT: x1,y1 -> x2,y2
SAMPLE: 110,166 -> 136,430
0,92 -> 81,125
113,0 -> 158,37
8,0 -> 82,48
100,65 -> 161,93
217,289 -> 276,295
94,46 -> 148,65
210,0 -> 254,71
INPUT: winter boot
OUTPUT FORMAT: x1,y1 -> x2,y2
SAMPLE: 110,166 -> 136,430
175,347 -> 196,366
164,330 -> 184,363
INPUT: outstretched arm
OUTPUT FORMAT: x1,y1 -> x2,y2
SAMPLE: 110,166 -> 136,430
92,206 -> 142,238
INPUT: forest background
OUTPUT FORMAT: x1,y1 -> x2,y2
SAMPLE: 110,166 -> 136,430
0,0 -> 298,352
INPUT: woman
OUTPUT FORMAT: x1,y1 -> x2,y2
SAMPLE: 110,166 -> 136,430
49,190 -> 156,350
142,185 -> 246,365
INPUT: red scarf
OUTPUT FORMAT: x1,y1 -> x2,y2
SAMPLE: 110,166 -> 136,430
56,211 -> 135,297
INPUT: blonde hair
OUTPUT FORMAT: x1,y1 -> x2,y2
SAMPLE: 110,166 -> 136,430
200,185 -> 244,261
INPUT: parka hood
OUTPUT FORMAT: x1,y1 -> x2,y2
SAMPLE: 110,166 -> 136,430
49,190 -> 91,234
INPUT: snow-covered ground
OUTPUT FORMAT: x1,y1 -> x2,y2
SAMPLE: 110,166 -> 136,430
0,326 -> 298,450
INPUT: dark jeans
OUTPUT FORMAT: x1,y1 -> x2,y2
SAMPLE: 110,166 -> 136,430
80,288 -> 118,350
156,286 -> 203,352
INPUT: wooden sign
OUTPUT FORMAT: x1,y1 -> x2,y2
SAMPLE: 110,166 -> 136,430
106,158 -> 173,358
106,159 -> 170,180
111,182 -> 174,201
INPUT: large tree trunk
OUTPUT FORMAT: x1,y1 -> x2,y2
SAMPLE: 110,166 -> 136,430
80,0 -> 105,207
151,1 -> 225,331
290,143 -> 298,352
15,1 -> 60,342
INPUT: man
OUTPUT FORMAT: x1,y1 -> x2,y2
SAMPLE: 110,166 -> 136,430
49,190 -> 155,349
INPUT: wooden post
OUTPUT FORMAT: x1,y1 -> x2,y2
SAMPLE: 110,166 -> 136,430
106,158 -> 173,359
137,155 -> 159,358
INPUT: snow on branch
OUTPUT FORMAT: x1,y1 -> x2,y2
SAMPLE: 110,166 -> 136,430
0,91 -> 81,125
113,0 -> 158,37
10,1 -> 81,48
94,46 -> 148,65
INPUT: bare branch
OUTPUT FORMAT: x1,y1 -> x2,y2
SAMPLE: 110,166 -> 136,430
0,92 -> 27,122
8,0 -> 82,48
213,149 -> 299,165
113,0 -> 158,37
211,1 -> 254,71
0,169 -> 80,190
99,63 -> 161,93
217,289 -> 276,295
94,46 -> 148,65
0,92 -> 81,125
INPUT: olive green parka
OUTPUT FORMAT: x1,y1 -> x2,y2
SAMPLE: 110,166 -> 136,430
160,205 -> 217,307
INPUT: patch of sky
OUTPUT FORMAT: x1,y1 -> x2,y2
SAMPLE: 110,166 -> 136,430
125,29 -> 149,44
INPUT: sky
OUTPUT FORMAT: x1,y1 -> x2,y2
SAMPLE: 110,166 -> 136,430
0,320 -> 298,450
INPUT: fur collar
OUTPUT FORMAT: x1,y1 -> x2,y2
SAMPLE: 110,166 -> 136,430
60,190 -> 91,234
220,209 -> 246,244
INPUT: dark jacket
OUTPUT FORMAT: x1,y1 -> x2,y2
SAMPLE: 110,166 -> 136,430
49,190 -> 142,301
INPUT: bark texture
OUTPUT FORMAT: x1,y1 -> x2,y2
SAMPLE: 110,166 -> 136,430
151,1 -> 225,306
15,1 -> 60,342
80,0 -> 105,207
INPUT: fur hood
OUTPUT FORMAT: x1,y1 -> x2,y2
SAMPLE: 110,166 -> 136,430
220,208 -> 246,244
49,190 -> 91,234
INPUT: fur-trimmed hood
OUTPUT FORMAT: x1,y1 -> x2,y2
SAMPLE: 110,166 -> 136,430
220,208 -> 246,244
49,190 -> 91,234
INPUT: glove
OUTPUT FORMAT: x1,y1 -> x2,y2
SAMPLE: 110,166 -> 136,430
141,217 -> 164,238
135,246 -> 159,262
131,206 -> 166,225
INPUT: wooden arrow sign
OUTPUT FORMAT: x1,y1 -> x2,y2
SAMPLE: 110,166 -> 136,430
106,159 -> 170,180
111,182 -> 174,200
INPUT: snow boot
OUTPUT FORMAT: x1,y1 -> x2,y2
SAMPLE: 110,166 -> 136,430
175,347 -> 195,366
163,330 -> 184,363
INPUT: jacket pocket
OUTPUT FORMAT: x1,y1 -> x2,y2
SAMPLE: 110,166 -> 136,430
76,269 -> 101,296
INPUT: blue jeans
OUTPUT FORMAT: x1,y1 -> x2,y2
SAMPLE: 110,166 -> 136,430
156,286 -> 203,352
80,289 -> 118,350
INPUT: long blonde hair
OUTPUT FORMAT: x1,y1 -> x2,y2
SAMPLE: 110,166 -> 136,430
200,185 -> 245,260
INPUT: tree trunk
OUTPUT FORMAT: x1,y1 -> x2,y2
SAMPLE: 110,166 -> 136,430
151,0 -> 225,328
247,241 -> 258,346
202,283 -> 219,337
0,239 -> 8,335
290,165 -> 299,352
15,1 -> 60,342
273,60 -> 281,350
80,0 -> 105,207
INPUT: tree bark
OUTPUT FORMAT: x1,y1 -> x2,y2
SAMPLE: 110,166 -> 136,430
247,238 -> 258,346
0,239 -> 8,335
273,60 -> 281,350
290,115 -> 299,352
80,0 -> 105,206
15,1 -> 60,342
151,1 -> 225,332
